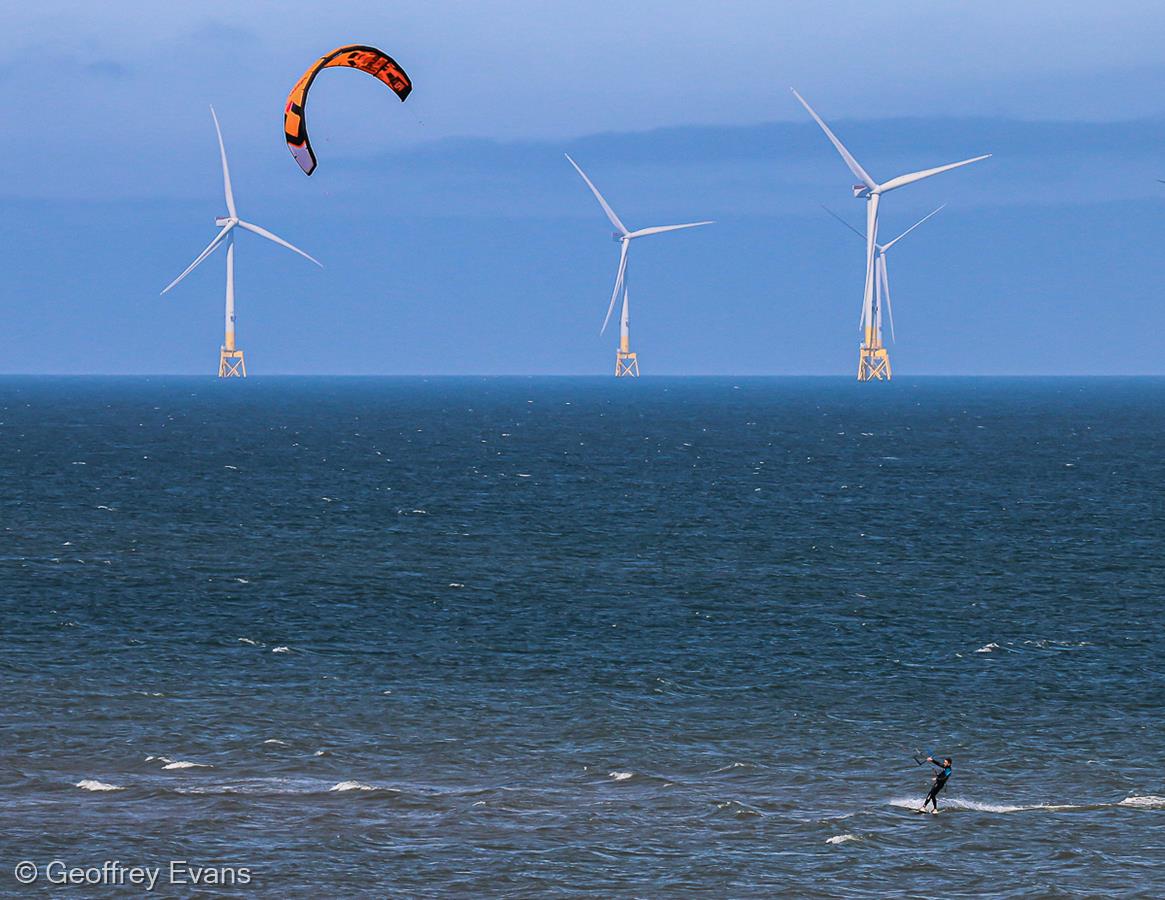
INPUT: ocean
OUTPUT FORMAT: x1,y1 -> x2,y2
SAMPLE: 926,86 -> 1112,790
1,376 -> 1161,897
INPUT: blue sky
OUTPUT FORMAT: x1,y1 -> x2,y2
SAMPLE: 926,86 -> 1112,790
3,1 -> 1165,374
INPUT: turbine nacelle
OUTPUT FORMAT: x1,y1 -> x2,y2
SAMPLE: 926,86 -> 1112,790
852,184 -> 872,199
613,231 -> 625,243
215,216 -> 235,227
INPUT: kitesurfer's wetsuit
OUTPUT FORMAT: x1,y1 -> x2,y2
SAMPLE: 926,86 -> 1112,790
923,760 -> 952,810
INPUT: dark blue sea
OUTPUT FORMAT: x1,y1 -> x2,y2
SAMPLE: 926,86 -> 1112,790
1,377 -> 1161,897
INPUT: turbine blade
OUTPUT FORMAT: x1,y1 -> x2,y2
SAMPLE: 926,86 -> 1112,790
601,240 -> 629,335
880,254 -> 896,342
210,106 -> 237,219
160,224 -> 233,294
881,204 -> 945,252
791,89 -> 877,190
565,154 -> 629,235
237,221 -> 323,267
821,204 -> 864,241
879,156 -> 990,193
625,221 -> 714,239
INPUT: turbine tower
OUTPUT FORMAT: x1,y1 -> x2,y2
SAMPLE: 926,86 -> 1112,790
162,107 -> 322,378
793,90 -> 989,381
822,204 -> 945,362
566,154 -> 712,377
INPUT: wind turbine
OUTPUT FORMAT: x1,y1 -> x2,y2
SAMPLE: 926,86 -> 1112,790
162,107 -> 322,378
822,203 -> 944,346
565,154 -> 712,376
792,89 -> 989,381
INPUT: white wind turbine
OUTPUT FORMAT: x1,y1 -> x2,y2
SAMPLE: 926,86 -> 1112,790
566,154 -> 713,376
162,106 -> 322,378
822,203 -> 945,345
792,89 -> 989,381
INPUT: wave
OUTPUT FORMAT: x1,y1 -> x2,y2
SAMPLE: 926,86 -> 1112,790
327,781 -> 401,794
713,799 -> 763,818
147,756 -> 212,770
712,761 -> 753,773
163,777 -> 402,797
75,779 -> 123,792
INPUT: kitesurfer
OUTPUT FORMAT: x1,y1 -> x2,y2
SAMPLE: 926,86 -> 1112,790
921,756 -> 952,813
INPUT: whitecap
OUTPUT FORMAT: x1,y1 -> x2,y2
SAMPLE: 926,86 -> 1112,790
162,760 -> 212,770
234,578 -> 250,584
1119,795 -> 1165,809
329,781 -> 376,792
272,646 -> 291,653
715,799 -> 762,817
263,739 -> 288,746
975,642 -> 1000,653
609,771 -> 633,781
238,638 -> 260,645
826,834 -> 859,844
76,779 -> 123,792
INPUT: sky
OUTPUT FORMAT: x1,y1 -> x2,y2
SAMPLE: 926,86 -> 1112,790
3,0 -> 1165,374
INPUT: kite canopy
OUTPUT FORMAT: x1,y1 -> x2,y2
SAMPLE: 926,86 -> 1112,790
284,44 -> 412,176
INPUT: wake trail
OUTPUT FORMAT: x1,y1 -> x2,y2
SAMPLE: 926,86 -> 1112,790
889,795 -> 1165,814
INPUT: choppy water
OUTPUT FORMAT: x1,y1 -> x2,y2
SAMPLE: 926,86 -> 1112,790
1,377 -> 1162,897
